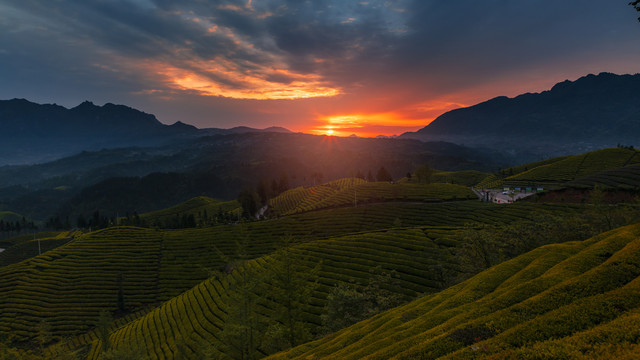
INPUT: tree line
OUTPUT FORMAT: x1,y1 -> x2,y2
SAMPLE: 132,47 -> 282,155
0,218 -> 37,238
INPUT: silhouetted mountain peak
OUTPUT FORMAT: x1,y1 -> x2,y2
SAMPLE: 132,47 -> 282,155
73,100 -> 96,109
169,121 -> 199,132
401,72 -> 640,157
0,99 -> 201,165
262,126 -> 292,133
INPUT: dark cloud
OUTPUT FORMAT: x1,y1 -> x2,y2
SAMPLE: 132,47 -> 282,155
0,0 -> 639,133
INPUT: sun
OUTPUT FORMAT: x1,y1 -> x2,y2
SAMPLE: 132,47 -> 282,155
326,129 -> 334,135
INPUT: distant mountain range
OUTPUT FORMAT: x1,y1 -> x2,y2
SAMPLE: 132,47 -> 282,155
3,72 -> 639,165
401,72 -> 640,156
0,99 -> 291,165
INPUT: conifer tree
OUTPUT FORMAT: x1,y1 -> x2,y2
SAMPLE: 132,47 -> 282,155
263,236 -> 320,352
36,319 -> 52,352
96,310 -> 113,353
218,232 -> 265,360
376,166 -> 393,182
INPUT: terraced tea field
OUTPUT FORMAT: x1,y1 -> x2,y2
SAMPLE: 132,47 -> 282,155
269,223 -> 640,359
476,147 -> 640,189
426,170 -> 490,186
133,196 -> 240,227
87,226 -> 464,359
0,201 -> 582,347
0,227 -> 164,342
269,178 -> 475,216
566,163 -> 640,190
0,232 -> 75,267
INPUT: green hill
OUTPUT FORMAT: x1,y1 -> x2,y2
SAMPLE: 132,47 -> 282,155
75,205 -> 592,359
427,170 -> 490,187
0,201 -> 582,350
268,223 -> 640,360
0,231 -> 76,267
129,196 -> 240,228
0,211 -> 23,222
566,163 -> 640,190
86,226 -> 464,359
476,147 -> 640,189
269,178 -> 475,216
0,227 -> 165,343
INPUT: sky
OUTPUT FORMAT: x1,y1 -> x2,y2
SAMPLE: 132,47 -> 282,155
1,0 -> 639,137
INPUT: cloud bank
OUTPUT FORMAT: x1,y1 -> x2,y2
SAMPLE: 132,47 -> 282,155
1,0 -> 639,135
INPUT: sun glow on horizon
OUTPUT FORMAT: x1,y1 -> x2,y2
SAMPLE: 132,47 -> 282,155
309,113 -> 429,137
307,101 -> 469,137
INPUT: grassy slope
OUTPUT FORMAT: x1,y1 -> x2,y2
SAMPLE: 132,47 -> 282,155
0,201 -> 580,350
0,227 -> 165,341
90,226 -> 463,359
136,196 -> 240,226
80,202 -> 586,359
0,233 -> 75,267
477,147 -> 640,189
566,163 -> 640,190
268,223 -> 640,360
0,211 -> 24,222
428,170 -> 490,187
269,178 -> 475,216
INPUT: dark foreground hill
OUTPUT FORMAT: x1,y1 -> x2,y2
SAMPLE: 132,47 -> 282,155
402,72 -> 640,157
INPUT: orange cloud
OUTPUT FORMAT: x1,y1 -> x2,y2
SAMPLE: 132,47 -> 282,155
136,53 -> 340,100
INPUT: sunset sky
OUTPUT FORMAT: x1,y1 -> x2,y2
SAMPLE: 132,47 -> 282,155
1,0 -> 639,136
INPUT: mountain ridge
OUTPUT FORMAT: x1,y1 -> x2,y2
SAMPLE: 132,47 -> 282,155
0,99 -> 295,165
401,72 -> 640,156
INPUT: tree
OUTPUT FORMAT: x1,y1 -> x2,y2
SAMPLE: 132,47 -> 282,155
217,234 -> 265,360
455,212 -> 608,281
96,310 -> 113,353
99,346 -> 148,360
256,179 -> 269,205
376,166 -> 393,182
457,224 -> 500,273
263,237 -> 320,352
238,188 -> 259,219
366,170 -> 375,182
36,319 -> 52,352
321,267 -> 402,334
632,0 -> 640,21
278,172 -> 290,193
116,273 -> 126,313
586,184 -> 621,232
414,163 -> 433,184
